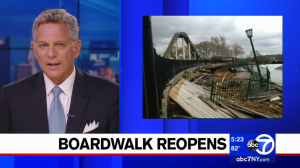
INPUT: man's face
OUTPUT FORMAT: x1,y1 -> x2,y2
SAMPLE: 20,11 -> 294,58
31,22 -> 81,85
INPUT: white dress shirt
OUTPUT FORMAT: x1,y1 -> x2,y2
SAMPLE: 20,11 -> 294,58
43,67 -> 76,123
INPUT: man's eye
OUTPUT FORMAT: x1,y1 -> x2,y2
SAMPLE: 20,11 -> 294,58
40,44 -> 48,47
57,43 -> 65,47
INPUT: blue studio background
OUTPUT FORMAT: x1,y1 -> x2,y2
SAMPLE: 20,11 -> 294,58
1,0 -> 300,167
0,0 -> 119,88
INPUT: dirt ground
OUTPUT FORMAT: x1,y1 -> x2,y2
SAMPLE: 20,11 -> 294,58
213,70 -> 237,81
232,100 -> 282,118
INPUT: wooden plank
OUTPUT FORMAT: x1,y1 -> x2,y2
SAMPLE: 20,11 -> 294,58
198,95 -> 219,111
218,107 -> 237,118
272,84 -> 282,92
179,91 -> 219,117
177,92 -> 219,118
226,102 -> 273,118
180,84 -> 211,98
272,101 -> 282,107
170,85 -> 215,118
253,94 -> 282,103
216,110 -> 233,118
198,95 -> 232,118
169,81 -> 226,118
219,102 -> 253,118
175,87 -> 224,118
218,102 -> 242,118
193,75 -> 205,83
261,102 -> 282,114
224,102 -> 272,119
183,80 -> 211,96
169,88 -> 205,118
169,79 -> 241,118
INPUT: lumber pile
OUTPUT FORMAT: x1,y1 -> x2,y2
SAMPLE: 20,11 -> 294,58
169,79 -> 275,119
169,79 -> 230,118
198,64 -> 224,74
223,102 -> 272,118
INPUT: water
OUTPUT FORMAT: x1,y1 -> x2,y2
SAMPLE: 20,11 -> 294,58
259,64 -> 282,85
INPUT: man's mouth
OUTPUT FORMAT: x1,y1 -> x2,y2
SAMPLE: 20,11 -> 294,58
47,63 -> 61,67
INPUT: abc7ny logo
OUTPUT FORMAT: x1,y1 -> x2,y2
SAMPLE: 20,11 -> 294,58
247,134 -> 275,155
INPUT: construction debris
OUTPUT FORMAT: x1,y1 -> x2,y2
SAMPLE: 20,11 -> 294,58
167,64 -> 282,119
253,94 -> 282,104
169,79 -> 230,118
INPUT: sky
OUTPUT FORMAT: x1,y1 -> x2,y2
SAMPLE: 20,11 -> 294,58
152,16 -> 282,56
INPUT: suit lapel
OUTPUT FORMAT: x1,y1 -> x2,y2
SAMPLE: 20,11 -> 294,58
28,72 -> 49,133
65,68 -> 90,133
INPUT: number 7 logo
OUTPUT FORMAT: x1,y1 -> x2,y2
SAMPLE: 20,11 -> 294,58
256,134 -> 275,155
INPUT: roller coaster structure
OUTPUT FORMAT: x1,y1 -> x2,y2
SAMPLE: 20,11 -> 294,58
162,32 -> 200,60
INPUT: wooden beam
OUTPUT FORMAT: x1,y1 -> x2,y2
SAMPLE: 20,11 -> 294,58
218,102 -> 253,118
226,102 -> 273,118
253,94 -> 282,103
272,84 -> 282,92
169,79 -> 227,118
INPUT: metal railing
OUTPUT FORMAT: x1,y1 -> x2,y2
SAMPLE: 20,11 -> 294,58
155,56 -> 227,100
210,78 -> 252,101
211,60 -> 271,101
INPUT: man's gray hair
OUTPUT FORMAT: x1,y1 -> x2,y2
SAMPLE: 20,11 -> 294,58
32,9 -> 79,43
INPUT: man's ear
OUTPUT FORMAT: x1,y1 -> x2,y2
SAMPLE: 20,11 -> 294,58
31,41 -> 37,59
74,40 -> 82,59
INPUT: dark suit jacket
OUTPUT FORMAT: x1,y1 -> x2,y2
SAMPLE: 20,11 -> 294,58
0,68 -> 119,133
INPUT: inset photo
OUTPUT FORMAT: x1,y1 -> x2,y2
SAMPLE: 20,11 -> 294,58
143,16 -> 282,119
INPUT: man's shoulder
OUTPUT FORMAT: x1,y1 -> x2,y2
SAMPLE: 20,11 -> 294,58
2,71 -> 43,92
78,69 -> 119,90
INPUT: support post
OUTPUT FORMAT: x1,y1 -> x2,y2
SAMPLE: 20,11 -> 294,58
175,39 -> 178,60
246,77 -> 251,100
182,37 -> 185,60
210,79 -> 214,101
188,43 -> 191,60
266,67 -> 270,92
249,37 -> 266,87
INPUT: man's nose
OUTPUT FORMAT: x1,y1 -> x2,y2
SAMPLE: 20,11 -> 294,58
47,45 -> 57,58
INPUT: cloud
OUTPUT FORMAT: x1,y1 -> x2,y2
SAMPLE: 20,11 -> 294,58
151,16 -> 282,56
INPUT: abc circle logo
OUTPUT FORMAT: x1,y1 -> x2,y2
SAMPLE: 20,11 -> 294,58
247,139 -> 259,151
247,134 -> 275,155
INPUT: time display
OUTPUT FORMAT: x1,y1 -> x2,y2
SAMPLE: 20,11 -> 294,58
231,137 -> 244,142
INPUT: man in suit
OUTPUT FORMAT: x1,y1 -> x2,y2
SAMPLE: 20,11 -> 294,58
0,9 -> 119,133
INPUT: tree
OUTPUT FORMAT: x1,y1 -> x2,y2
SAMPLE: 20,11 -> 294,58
231,43 -> 245,59
255,50 -> 261,56
169,45 -> 176,59
219,36 -> 228,57
210,36 -> 231,57
248,50 -> 261,57
210,36 -> 220,57
195,41 -> 211,58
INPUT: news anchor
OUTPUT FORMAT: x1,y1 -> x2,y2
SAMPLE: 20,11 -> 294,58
0,9 -> 119,133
